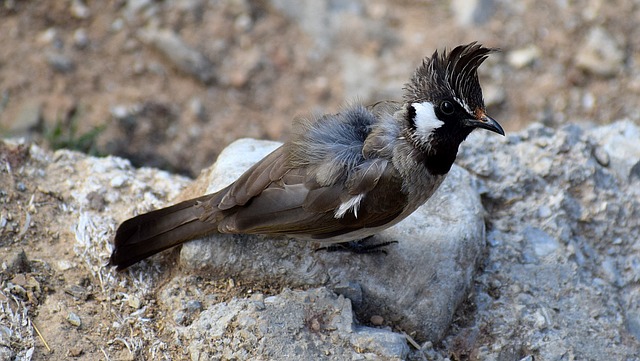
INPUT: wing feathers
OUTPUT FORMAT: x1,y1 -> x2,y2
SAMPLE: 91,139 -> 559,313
176,105 -> 406,240
218,146 -> 287,210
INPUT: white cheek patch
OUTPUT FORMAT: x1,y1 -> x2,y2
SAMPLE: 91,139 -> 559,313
411,102 -> 444,139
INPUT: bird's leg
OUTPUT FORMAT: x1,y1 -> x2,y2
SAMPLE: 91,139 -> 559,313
315,236 -> 398,255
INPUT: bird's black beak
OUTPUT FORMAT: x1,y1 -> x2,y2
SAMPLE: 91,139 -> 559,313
468,113 -> 505,136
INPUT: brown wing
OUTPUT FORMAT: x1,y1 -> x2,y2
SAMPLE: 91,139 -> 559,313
217,145 -> 290,210
200,152 -> 407,240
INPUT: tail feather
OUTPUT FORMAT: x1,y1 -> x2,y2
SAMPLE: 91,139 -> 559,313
110,196 -> 217,270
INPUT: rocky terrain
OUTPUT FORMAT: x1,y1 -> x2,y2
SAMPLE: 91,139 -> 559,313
1,0 -> 640,360
1,120 -> 640,360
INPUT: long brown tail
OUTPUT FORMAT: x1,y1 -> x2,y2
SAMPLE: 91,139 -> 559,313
110,195 -> 217,270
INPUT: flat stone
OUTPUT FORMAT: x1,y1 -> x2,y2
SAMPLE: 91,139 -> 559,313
179,138 -> 487,342
175,287 -> 408,360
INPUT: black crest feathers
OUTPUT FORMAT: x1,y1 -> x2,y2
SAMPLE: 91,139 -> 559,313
404,42 -> 497,111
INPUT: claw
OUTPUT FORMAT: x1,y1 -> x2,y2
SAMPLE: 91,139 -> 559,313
315,237 -> 398,255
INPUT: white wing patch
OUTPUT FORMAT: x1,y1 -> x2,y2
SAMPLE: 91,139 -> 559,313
412,102 -> 444,139
334,193 -> 365,219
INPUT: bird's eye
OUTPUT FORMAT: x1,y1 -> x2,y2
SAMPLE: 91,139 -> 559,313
440,100 -> 455,115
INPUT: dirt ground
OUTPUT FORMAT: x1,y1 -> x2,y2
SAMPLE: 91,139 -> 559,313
1,0 -> 639,359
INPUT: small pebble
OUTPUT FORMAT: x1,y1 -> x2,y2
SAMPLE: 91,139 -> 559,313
309,318 -> 321,332
38,28 -> 58,45
110,175 -> 127,188
16,182 -> 26,192
70,0 -> 90,19
86,192 -> 106,211
128,295 -> 142,309
0,325 -> 12,345
507,45 -> 541,69
593,146 -> 610,167
67,346 -> 83,357
46,53 -> 75,73
65,285 -> 89,300
370,315 -> 384,326
73,28 -> 89,49
186,300 -> 203,313
173,310 -> 187,325
67,312 -> 82,327
537,205 -> 552,219
630,161 -> 640,181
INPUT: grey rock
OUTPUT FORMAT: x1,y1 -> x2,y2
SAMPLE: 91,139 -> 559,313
67,312 -> 82,327
15,182 -> 26,192
186,299 -> 203,313
451,0 -> 494,26
179,138 -> 487,342
333,281 -> 363,308
127,295 -> 142,309
37,28 -> 60,47
70,0 -> 90,19
0,325 -> 11,347
575,26 -> 625,77
175,287 -> 408,360
138,29 -> 215,84
72,28 -> 90,49
507,45 -> 541,69
593,145 -> 610,167
626,309 -> 640,341
588,120 -> 640,180
455,120 -> 640,359
350,326 -> 409,359
45,52 -> 75,73
523,226 -> 560,258
173,299 -> 204,325
630,161 -> 640,181
0,346 -> 14,361
8,119 -> 640,358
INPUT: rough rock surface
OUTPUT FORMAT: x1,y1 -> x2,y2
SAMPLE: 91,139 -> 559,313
2,120 -> 640,360
171,287 -> 410,360
178,138 -> 486,343
453,120 -> 640,360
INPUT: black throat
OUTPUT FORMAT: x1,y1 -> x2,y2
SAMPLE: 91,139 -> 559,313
414,125 -> 473,175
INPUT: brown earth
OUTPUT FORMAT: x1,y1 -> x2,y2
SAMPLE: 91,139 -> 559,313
1,0 -> 638,359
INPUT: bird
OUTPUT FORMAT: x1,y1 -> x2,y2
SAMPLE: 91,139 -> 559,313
110,42 -> 504,271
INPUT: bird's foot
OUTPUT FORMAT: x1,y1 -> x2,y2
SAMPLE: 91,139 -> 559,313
316,236 -> 398,255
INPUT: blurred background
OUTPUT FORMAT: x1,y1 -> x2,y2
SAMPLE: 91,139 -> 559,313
0,0 -> 637,177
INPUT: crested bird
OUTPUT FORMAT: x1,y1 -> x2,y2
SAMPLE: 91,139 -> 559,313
110,42 -> 504,270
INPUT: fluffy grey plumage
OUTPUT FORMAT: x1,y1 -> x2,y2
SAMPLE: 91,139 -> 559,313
287,105 -> 376,187
110,42 -> 504,270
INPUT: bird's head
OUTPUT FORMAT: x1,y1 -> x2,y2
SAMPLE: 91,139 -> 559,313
402,42 -> 504,157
